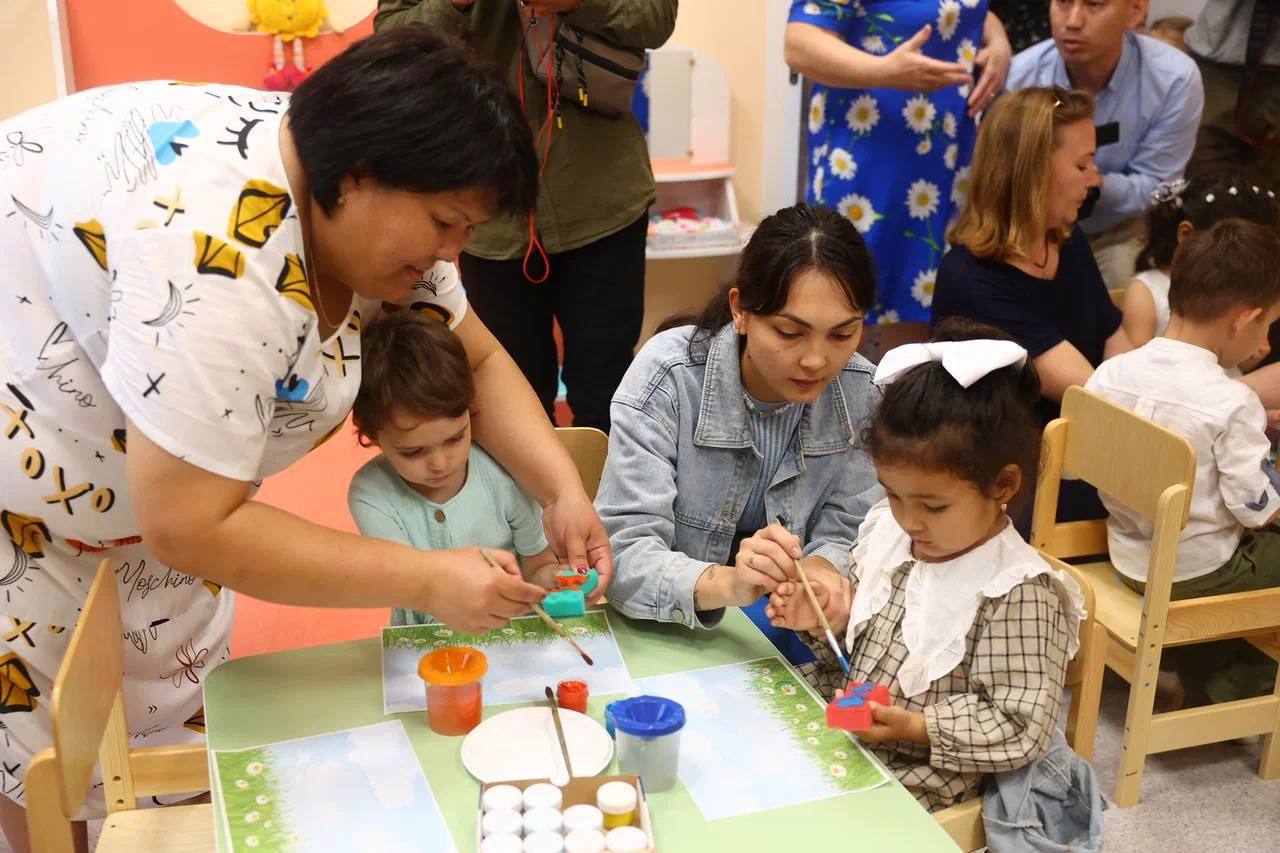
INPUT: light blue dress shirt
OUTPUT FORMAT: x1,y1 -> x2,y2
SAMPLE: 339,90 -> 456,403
1007,32 -> 1204,234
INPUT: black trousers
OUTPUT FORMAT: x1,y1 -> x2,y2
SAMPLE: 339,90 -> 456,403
460,214 -> 647,432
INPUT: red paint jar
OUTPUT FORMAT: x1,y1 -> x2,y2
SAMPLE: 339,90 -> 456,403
557,679 -> 589,714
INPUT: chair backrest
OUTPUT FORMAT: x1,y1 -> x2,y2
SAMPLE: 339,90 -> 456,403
49,558 -> 131,817
1031,386 -> 1196,559
556,427 -> 609,500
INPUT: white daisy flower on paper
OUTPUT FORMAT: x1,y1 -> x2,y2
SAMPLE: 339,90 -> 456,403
806,721 -> 822,731
525,630 -> 538,637
916,138 -> 933,155
245,762 -> 264,777
246,838 -> 260,848
433,628 -> 453,638
878,309 -> 901,324
781,684 -> 797,695
830,764 -> 848,778
762,686 -> 775,693
255,795 -> 270,805
943,112 -> 958,138
834,749 -> 849,760
570,626 -> 589,636
937,0 -> 961,41
944,143 -> 958,170
861,35 -> 887,55
812,166 -> 824,200
235,779 -> 249,789
912,268 -> 938,307
433,639 -> 446,646
951,165 -> 972,206
903,95 -> 937,133
762,675 -> 774,683
809,91 -> 827,134
846,94 -> 880,134
957,38 -> 977,71
796,702 -> 809,711
806,736 -> 820,745
812,142 -> 829,166
828,147 -> 857,180
245,811 -> 261,824
907,179 -> 941,220
837,193 -> 878,234
501,627 -> 516,635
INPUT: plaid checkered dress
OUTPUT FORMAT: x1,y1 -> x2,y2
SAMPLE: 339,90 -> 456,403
800,563 -> 1072,811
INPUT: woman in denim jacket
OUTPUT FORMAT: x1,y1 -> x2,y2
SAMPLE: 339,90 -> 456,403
596,204 -> 883,652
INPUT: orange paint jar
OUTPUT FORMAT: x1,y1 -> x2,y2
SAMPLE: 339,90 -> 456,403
419,646 -> 488,736
557,679 -> 589,714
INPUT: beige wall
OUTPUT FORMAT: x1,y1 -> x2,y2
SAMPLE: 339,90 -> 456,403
0,0 -> 61,121
639,3 -> 769,343
669,1 -> 768,224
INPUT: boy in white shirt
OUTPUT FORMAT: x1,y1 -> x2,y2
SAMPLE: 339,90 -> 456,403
1086,218 -> 1280,704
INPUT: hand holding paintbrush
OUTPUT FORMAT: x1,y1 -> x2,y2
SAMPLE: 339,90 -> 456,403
773,516 -> 852,678
480,549 -> 595,666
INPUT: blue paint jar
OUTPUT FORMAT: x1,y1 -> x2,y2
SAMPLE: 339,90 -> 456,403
609,695 -> 685,792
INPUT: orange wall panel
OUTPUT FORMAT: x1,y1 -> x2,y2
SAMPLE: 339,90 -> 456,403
66,1 -> 373,91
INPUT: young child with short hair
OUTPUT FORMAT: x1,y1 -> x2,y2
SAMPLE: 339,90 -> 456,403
1122,174 -> 1278,347
766,318 -> 1085,811
349,311 -> 560,625
1088,219 -> 1280,704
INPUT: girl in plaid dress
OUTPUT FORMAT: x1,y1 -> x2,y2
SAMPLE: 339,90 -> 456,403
763,318 -> 1085,809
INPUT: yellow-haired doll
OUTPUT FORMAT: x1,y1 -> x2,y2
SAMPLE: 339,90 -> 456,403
249,0 -> 328,90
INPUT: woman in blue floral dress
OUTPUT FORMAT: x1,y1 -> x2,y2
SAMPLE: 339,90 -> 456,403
787,0 -> 1010,335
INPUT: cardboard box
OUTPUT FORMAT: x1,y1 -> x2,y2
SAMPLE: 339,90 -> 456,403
476,775 -> 656,851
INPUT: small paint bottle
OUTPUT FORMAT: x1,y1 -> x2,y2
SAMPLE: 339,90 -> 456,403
522,782 -> 564,811
563,828 -> 607,853
595,781 -> 637,829
562,803 -> 605,834
482,784 -> 524,814
481,834 -> 524,853
522,806 -> 564,836
604,826 -> 649,852
557,679 -> 589,714
482,808 -> 524,839
523,830 -> 565,853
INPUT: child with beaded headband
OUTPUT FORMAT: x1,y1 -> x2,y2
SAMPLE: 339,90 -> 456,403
1123,173 -> 1279,348
766,317 -> 1085,812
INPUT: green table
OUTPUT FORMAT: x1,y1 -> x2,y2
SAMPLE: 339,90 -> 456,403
204,609 -> 958,851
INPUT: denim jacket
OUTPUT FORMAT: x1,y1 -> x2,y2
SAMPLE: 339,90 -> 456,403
983,730 -> 1106,853
597,323 -> 883,629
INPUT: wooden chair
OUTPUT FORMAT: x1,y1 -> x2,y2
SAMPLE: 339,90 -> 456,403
1030,385 -> 1280,806
555,426 -> 609,500
25,560 -> 214,852
934,554 -> 1106,851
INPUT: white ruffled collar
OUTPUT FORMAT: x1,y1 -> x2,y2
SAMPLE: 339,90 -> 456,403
845,500 -> 1085,698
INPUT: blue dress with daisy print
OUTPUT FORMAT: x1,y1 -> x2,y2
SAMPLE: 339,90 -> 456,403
790,0 -> 985,324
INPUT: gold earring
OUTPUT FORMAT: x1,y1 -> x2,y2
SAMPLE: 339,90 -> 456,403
1000,503 -> 1008,512
337,195 -> 346,207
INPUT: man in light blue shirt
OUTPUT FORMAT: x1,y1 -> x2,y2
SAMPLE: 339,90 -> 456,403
1007,0 -> 1203,288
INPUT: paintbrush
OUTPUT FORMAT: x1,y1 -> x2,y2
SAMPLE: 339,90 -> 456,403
479,549 -> 595,666
545,685 -> 574,784
775,515 -> 851,678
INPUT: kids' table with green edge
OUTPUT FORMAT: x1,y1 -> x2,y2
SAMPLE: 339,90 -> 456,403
203,608 -> 960,851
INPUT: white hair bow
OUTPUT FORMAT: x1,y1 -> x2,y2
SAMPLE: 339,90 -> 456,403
873,340 -> 1028,388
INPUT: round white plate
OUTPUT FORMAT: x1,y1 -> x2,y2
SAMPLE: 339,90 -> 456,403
461,707 -> 614,783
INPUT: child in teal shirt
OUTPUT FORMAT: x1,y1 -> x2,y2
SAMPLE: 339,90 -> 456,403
349,311 -> 560,625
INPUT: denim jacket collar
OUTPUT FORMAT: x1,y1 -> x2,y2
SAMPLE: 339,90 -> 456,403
693,323 -> 857,455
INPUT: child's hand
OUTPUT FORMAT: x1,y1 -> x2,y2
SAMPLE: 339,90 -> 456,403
860,702 -> 929,745
765,577 -> 831,631
419,547 -> 548,635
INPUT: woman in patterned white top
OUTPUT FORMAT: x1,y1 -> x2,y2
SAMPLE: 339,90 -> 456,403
766,318 -> 1084,810
0,27 -> 612,849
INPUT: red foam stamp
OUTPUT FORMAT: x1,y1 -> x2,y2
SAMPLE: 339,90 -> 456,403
826,682 -> 891,731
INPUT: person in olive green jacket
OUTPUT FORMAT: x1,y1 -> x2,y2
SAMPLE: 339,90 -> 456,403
376,0 -> 677,432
